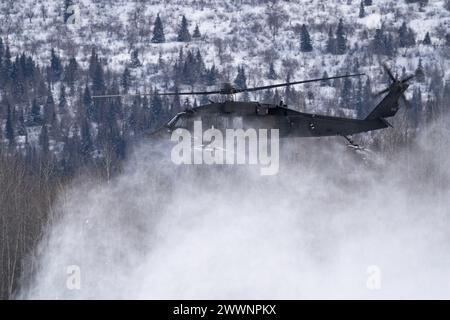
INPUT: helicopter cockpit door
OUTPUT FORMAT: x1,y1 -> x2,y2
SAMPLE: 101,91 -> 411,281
256,104 -> 269,115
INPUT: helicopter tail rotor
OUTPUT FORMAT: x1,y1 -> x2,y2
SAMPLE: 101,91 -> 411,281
373,63 -> 414,109
365,63 -> 414,120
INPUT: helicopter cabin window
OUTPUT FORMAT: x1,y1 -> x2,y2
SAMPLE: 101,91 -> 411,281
256,104 -> 268,115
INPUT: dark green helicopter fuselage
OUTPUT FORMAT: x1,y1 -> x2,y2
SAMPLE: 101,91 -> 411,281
165,100 -> 389,138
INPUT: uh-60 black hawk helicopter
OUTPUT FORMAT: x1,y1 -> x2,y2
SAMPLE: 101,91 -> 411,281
93,64 -> 414,150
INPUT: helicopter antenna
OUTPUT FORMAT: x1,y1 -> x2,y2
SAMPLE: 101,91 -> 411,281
92,73 -> 365,99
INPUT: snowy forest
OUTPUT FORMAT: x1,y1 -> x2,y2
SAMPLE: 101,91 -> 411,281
1,0 -> 450,299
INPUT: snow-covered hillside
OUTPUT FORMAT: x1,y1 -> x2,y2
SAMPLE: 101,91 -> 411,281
0,0 -> 450,153
2,0 -> 450,101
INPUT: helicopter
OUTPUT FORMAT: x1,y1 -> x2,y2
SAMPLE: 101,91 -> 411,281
92,64 -> 413,149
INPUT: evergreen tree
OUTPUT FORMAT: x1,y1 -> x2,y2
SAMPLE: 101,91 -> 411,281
373,28 -> 385,54
200,94 -> 209,105
206,64 -> 218,85
284,72 -> 293,105
0,45 -> 12,86
64,56 -> 78,88
30,99 -> 42,125
386,34 -> 395,56
353,58 -> 360,74
182,50 -> 197,85
398,22 -> 408,47
63,0 -> 74,23
92,62 -> 105,94
423,32 -> 431,45
50,48 -> 62,81
82,85 -> 94,121
59,84 -> 67,111
91,63 -> 105,123
177,15 -> 191,42
399,22 -> 416,47
364,0 -> 372,5
234,66 -> 247,90
127,96 -> 140,133
407,29 -> 416,47
39,124 -> 49,155
410,87 -> 422,127
151,14 -> 165,43
121,67 -> 131,92
273,89 -> 281,105
326,26 -> 336,54
415,58 -> 425,82
336,19 -> 347,54
108,79 -> 122,116
16,108 -> 27,136
193,24 -> 201,39
88,47 -> 98,79
300,24 -> 313,52
359,1 -> 366,18
172,86 -> 181,114
11,56 -> 26,101
195,49 -> 206,80
268,62 -> 277,80
262,90 -> 273,104
5,104 -> 14,146
24,55 -> 35,79
0,37 -> 4,59
373,27 -> 394,56
140,95 -> 151,131
150,90 -> 163,126
44,86 -> 56,123
157,51 -> 165,69
424,95 -> 435,124
340,76 -> 353,108
130,49 -> 141,68
183,98 -> 192,110
320,71 -> 330,86
362,78 -> 373,117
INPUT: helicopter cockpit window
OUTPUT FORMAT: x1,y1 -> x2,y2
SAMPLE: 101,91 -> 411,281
167,112 -> 188,129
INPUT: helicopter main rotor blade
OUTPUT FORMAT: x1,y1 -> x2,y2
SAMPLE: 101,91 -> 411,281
92,90 -> 224,98
401,74 -> 415,83
93,73 -> 366,99
92,93 -> 155,98
236,73 -> 366,93
157,90 -> 223,96
374,87 -> 391,97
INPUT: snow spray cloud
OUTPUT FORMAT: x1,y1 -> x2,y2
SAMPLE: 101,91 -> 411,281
170,121 -> 280,176
19,118 -> 450,299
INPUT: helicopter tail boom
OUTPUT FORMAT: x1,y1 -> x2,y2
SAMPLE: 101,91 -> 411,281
365,83 -> 404,120
365,64 -> 414,120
